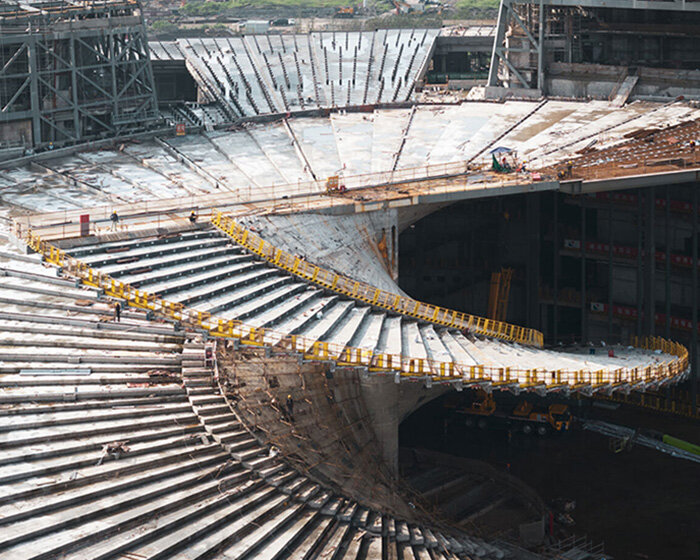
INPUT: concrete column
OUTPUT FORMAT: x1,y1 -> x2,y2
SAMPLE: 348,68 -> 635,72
608,202 -> 614,341
359,377 -> 447,476
665,186 -> 671,339
527,194 -> 540,329
553,193 -> 559,344
581,204 -> 587,342
692,184 -> 698,415
636,191 -> 643,338
645,186 -> 655,335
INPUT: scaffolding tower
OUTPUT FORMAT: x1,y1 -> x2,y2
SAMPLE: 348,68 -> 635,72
0,0 -> 160,153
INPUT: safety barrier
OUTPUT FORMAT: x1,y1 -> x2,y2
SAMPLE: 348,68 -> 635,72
212,211 -> 545,347
14,157 -> 543,241
22,229 -> 689,388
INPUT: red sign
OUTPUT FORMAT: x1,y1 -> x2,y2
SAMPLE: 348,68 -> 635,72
175,123 -> 186,136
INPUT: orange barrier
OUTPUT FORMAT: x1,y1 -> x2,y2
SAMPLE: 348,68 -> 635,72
22,228 -> 689,388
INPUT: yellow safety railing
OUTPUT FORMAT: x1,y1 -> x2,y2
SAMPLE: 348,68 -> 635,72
212,210 -> 545,347
22,229 -> 689,388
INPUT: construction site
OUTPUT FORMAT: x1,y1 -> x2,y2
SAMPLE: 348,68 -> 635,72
0,0 -> 698,559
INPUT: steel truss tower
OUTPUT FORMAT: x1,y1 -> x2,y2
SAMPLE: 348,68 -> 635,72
0,0 -> 160,152
488,0 -> 700,94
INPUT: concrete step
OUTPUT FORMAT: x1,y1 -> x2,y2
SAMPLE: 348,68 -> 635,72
0,411 -> 199,449
0,401 -> 193,433
0,431 -> 208,488
0,457 -> 248,560
67,229 -> 214,259
0,419 -> 202,469
195,404 -> 231,417
0,445 -> 227,527
67,481 -> 274,560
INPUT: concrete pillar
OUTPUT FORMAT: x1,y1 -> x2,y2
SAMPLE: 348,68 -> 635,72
692,184 -> 698,415
553,193 -> 559,343
608,202 -> 614,341
636,191 -> 643,338
581,204 -> 587,342
359,376 -> 447,476
665,186 -> 671,339
645,186 -> 655,335
527,194 -> 540,329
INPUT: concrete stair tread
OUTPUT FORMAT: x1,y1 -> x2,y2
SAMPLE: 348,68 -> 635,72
67,229 -> 211,257
285,516 -> 336,560
188,273 -> 289,312
0,401 -> 193,432
83,237 -> 229,268
0,384 -> 185,403
171,267 -> 278,306
0,411 -> 198,447
114,246 -> 246,285
0,456 -> 244,560
156,492 -> 293,560
66,481 -> 274,560
216,501 -> 309,559
250,288 -> 322,330
143,257 -> 258,294
0,334 -> 182,354
204,415 -> 240,429
223,281 -> 307,321
0,432 -> 211,488
0,393 -> 187,417
0,446 -> 229,526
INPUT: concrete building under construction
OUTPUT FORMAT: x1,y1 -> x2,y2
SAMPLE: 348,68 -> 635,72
0,0 -> 697,559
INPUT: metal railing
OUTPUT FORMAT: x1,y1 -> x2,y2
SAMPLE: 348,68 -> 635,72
22,228 -> 689,388
212,211 -> 544,347
13,158 -> 542,241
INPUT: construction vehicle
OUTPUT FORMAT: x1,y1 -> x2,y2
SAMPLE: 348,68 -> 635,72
325,175 -> 347,195
445,391 -> 572,435
334,6 -> 356,18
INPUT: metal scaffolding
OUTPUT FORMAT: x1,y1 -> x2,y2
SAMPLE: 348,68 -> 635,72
0,0 -> 160,152
488,0 -> 700,93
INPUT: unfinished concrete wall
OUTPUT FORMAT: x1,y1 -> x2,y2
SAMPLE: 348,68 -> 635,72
240,211 -> 401,289
218,342 -> 448,511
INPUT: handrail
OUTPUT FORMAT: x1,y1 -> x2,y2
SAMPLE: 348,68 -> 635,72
13,157 -> 538,240
22,229 -> 689,388
212,210 -> 545,348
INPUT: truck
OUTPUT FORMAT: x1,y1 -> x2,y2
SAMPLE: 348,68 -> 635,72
445,391 -> 572,435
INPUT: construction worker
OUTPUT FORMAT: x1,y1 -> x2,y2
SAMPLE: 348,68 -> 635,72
110,210 -> 119,231
566,160 -> 573,178
286,394 -> 294,422
114,301 -> 121,322
189,210 -> 198,224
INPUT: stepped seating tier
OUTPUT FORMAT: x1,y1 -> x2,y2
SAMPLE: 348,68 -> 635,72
0,251 -> 501,560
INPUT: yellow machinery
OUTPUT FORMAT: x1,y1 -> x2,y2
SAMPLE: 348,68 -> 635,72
488,267 -> 513,322
446,390 -> 571,435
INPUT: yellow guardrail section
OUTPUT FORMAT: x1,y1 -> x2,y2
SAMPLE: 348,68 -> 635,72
211,211 -> 545,348
22,229 -> 689,388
